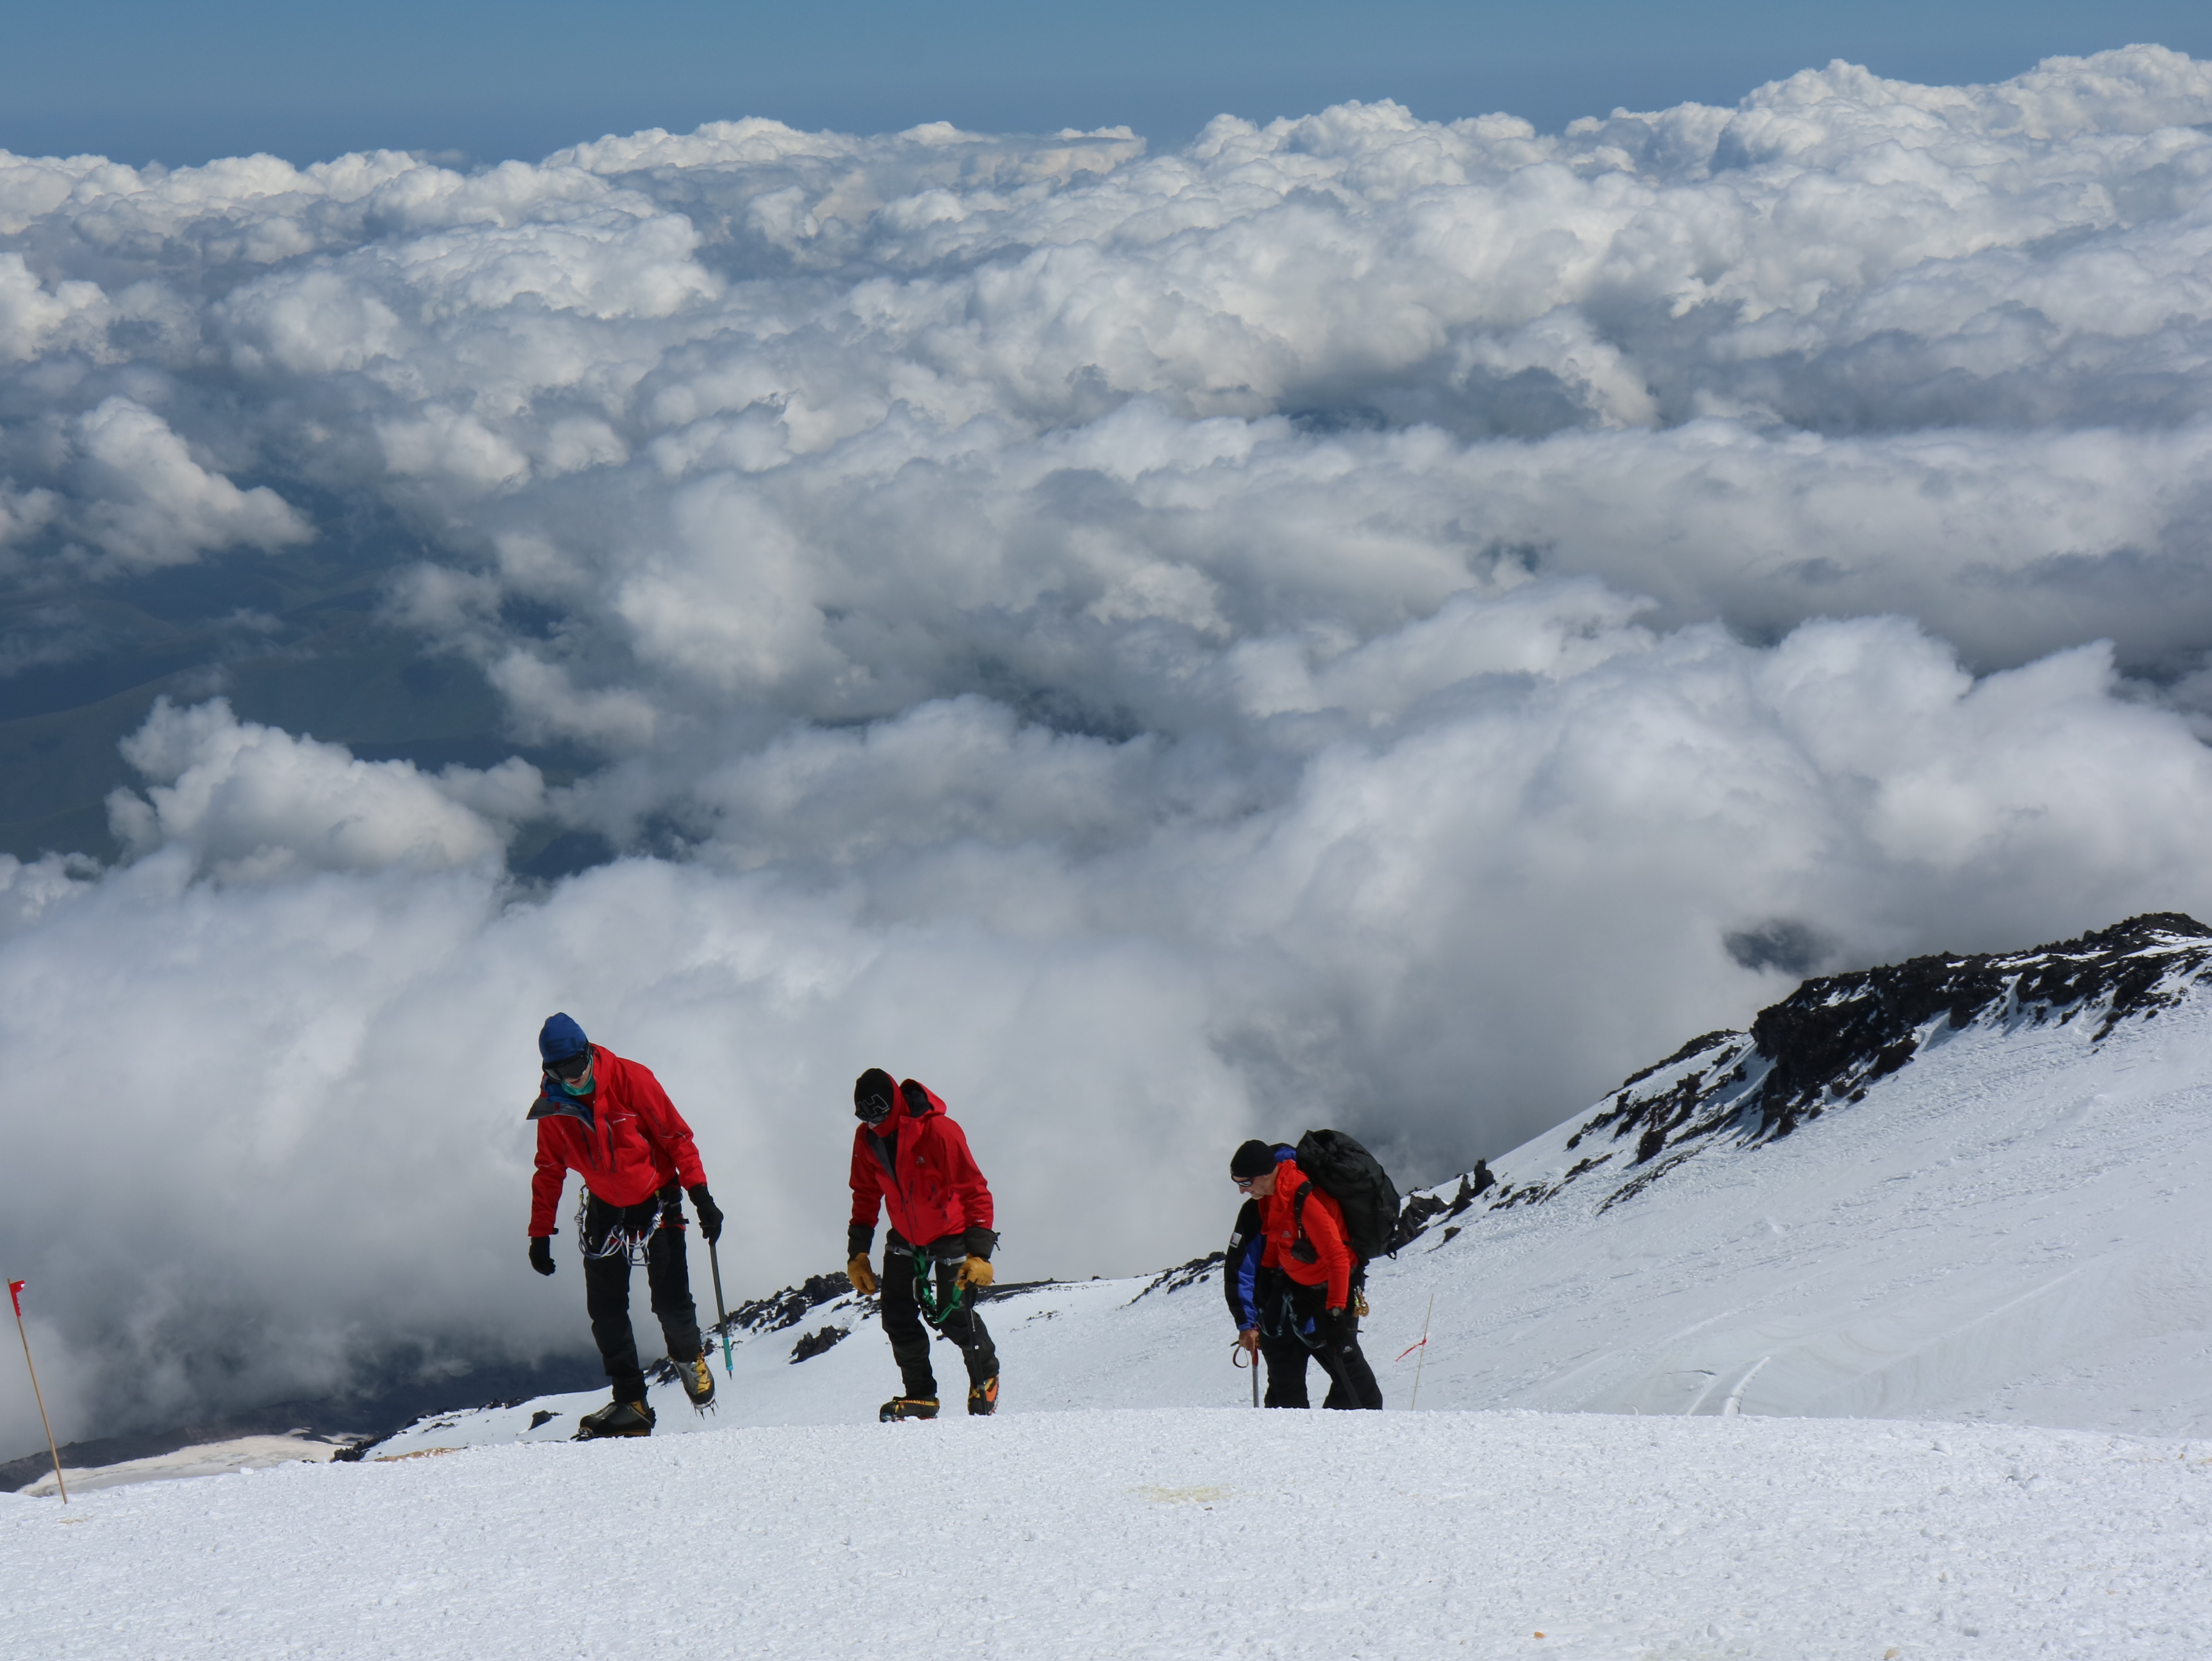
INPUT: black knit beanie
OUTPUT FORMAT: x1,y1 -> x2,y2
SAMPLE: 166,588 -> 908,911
1229,1139 -> 1277,1180
854,1067 -> 898,1123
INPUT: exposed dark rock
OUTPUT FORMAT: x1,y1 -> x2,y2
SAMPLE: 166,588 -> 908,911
1387,1160 -> 1496,1252
1412,912 -> 2212,1228
721,1272 -> 855,1340
1617,1031 -> 1734,1091
790,1325 -> 849,1364
1747,912 -> 2211,1130
1125,1252 -> 1224,1304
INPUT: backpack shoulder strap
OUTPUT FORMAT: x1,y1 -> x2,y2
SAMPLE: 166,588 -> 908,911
1291,1179 -> 1312,1240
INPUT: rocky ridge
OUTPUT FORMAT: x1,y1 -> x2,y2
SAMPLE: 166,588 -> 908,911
1392,911 -> 2212,1241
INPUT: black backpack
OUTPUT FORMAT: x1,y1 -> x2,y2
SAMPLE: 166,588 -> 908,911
1292,1128 -> 1401,1262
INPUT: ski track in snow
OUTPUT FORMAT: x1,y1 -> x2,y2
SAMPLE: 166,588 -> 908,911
3,1409 -> 2207,1660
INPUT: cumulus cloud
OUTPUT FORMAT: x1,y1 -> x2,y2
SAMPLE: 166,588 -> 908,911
7,47 -> 2212,1444
68,398 -> 313,569
106,698 -> 538,880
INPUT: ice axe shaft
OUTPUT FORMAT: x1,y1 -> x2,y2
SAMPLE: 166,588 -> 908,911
706,1240 -> 734,1377
8,1279 -> 66,1503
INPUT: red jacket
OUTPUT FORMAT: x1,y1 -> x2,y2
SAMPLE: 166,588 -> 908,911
528,1047 -> 706,1236
849,1080 -> 993,1249
1259,1158 -> 1354,1310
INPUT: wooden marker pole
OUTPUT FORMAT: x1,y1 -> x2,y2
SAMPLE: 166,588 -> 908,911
1409,1292 -> 1435,1411
8,1279 -> 66,1502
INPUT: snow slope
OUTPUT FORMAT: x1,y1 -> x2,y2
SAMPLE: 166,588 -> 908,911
17,1431 -> 343,1497
8,915 -> 2212,1658
5,1408 -> 2207,1660
346,915 -> 2212,1462
1386,914 -> 2212,1436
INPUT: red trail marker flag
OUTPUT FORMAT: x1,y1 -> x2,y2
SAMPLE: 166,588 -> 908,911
8,1276 -> 68,1502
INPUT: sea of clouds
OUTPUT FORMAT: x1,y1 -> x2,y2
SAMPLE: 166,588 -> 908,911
6,45 -> 2212,1444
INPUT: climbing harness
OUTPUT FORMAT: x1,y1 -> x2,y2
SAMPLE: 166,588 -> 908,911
577,1190 -> 682,1265
903,1247 -> 971,1327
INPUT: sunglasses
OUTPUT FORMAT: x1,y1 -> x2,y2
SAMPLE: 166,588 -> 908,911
856,1093 -> 894,1124
545,1050 -> 592,1082
1233,1176 -> 1258,1191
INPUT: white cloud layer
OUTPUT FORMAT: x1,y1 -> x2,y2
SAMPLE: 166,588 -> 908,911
7,47 -> 2212,1444
106,698 -> 539,880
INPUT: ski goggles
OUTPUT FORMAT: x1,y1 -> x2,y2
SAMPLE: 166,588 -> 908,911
544,1049 -> 592,1082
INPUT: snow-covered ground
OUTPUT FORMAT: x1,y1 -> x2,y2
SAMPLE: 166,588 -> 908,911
9,921 -> 2212,1656
17,1431 -> 344,1497
5,1407 -> 2206,1660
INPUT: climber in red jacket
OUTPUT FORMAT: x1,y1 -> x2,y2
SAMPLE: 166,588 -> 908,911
845,1069 -> 1000,1421
1234,1137 -> 1383,1410
527,1012 -> 724,1439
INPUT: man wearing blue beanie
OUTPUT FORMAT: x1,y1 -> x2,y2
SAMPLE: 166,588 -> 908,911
526,1012 -> 725,1438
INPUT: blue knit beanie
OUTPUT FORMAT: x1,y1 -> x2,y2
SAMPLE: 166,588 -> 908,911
539,1012 -> 590,1066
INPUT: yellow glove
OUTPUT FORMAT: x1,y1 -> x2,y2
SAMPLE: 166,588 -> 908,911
846,1254 -> 877,1296
958,1255 -> 994,1288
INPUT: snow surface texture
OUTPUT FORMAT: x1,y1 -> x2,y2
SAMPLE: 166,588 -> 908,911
16,1431 -> 340,1496
9,917 -> 2211,1656
16,49 -> 2212,1451
3,1410 -> 2205,1659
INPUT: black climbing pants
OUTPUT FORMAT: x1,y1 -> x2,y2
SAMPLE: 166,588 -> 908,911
879,1230 -> 997,1401
1259,1330 -> 1319,1408
1262,1274 -> 1384,1411
580,1186 -> 701,1403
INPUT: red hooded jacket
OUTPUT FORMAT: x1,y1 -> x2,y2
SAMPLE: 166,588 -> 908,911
528,1047 -> 706,1236
1258,1158 -> 1355,1310
849,1080 -> 993,1249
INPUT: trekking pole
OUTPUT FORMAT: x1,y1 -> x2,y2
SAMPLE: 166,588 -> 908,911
1252,1343 -> 1260,1409
705,1240 -> 734,1378
7,1279 -> 66,1503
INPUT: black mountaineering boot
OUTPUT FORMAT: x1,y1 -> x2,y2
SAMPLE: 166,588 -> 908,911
675,1352 -> 714,1409
879,1397 -> 940,1422
967,1373 -> 999,1417
575,1399 -> 657,1439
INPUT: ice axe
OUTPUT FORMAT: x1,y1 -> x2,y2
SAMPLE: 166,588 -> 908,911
706,1238 -> 734,1377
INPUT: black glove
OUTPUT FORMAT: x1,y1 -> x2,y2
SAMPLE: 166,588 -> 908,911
847,1222 -> 876,1261
688,1185 -> 723,1244
528,1236 -> 556,1276
963,1225 -> 999,1262
1322,1305 -> 1355,1346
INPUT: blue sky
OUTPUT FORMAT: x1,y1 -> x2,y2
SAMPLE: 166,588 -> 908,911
5,0 -> 2208,164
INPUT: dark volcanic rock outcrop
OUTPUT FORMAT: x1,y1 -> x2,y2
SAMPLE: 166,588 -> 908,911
1397,913 -> 2212,1241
